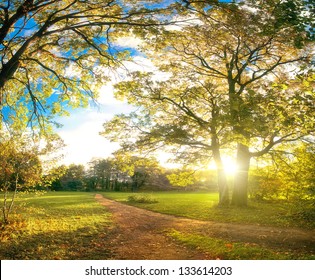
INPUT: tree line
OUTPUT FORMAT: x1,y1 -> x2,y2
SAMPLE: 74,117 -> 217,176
50,156 -> 172,192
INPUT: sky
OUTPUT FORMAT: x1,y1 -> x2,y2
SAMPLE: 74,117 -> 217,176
54,53 -> 155,166
55,99 -> 131,166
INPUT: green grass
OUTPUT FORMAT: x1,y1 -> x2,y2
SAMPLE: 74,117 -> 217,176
101,191 -> 314,229
1,191 -> 313,260
0,192 -> 113,260
167,230 -> 315,260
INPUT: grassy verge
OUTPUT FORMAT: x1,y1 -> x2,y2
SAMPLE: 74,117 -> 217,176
0,192 -> 113,260
101,191 -> 314,229
167,230 -> 315,260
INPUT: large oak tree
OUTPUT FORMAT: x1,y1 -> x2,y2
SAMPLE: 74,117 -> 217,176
101,0 -> 315,206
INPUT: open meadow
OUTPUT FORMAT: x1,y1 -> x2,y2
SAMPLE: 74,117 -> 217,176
1,191 -> 314,260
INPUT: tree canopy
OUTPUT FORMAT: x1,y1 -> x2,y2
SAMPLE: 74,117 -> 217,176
0,0 -> 172,133
101,0 -> 315,206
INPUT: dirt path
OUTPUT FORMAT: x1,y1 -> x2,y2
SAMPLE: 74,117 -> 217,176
95,194 -> 315,260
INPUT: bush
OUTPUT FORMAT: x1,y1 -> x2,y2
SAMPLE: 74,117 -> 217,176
127,194 -> 158,204
249,169 -> 281,200
0,217 -> 27,242
291,197 -> 315,226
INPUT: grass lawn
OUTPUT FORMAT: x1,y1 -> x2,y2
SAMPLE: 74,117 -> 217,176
101,191 -> 315,229
1,191 -> 313,260
167,230 -> 315,260
0,192 -> 112,260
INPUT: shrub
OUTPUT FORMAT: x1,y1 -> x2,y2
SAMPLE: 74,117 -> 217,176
127,194 -> 158,204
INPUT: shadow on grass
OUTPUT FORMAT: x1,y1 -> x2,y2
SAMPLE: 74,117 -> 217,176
0,225 -> 114,260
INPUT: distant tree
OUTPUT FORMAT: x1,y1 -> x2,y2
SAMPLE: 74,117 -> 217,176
88,159 -> 113,190
112,151 -> 168,191
167,170 -> 198,188
59,164 -> 86,191
46,165 -> 67,191
84,161 -> 98,191
165,168 -> 217,190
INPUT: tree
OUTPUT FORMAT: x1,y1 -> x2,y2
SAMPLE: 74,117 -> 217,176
58,164 -> 86,191
102,73 -> 231,204
87,158 -> 113,190
0,129 -> 65,222
0,134 -> 42,223
86,154 -> 171,191
45,164 -> 67,191
101,0 -> 314,206
0,0 -> 173,133
112,151 -> 166,191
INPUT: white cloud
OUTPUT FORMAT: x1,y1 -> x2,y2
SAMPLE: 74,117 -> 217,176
165,15 -> 203,31
55,54 -> 172,166
113,36 -> 144,48
56,109 -> 124,166
97,84 -> 122,105
96,56 -> 162,105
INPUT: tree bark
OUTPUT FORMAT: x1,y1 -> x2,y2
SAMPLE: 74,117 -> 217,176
217,167 -> 229,206
213,148 -> 229,206
231,143 -> 251,207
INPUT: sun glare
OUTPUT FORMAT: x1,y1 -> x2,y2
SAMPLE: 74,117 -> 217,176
156,151 -> 238,173
156,152 -> 182,169
223,160 -> 237,174
208,157 -> 237,174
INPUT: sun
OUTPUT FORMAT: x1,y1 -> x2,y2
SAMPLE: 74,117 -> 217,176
222,160 -> 237,174
208,156 -> 237,175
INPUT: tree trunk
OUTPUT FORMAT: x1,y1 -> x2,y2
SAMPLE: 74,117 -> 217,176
2,187 -> 9,224
8,175 -> 19,219
231,143 -> 251,207
213,149 -> 229,206
217,167 -> 229,206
